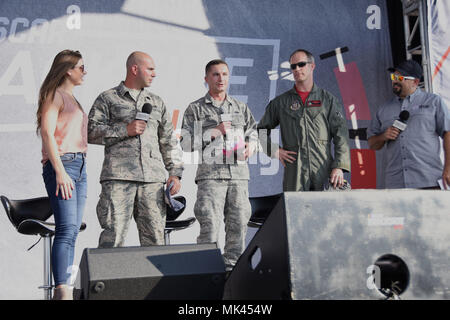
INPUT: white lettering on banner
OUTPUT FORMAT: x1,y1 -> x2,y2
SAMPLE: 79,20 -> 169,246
225,57 -> 254,104
8,17 -> 29,43
366,5 -> 381,30
0,50 -> 36,104
213,37 -> 280,102
28,19 -> 51,44
0,17 -> 57,44
0,5 -> 80,43
278,61 -> 294,81
66,5 -> 81,30
0,17 -> 10,42
258,129 -> 280,176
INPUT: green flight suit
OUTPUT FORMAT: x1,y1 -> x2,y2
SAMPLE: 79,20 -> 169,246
257,84 -> 351,191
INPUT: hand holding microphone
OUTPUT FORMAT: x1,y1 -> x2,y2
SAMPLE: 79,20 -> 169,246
385,110 -> 409,142
213,113 -> 232,138
392,110 -> 409,131
383,126 -> 401,141
127,103 -> 152,137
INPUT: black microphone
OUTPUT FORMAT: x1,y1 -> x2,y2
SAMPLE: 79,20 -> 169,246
392,110 -> 409,131
135,103 -> 152,122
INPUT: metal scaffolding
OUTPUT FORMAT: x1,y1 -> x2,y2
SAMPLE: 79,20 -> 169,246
401,0 -> 432,92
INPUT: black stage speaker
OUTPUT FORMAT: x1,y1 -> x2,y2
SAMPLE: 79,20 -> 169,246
224,190 -> 450,300
79,243 -> 226,300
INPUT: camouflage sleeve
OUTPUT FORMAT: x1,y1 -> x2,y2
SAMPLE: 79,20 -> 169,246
257,100 -> 280,158
329,95 -> 351,172
158,100 -> 184,178
87,94 -> 129,146
180,104 -> 217,152
180,104 -> 200,152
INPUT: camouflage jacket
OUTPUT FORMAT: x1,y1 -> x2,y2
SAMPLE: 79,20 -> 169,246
257,84 -> 351,191
181,93 -> 258,182
88,82 -> 183,183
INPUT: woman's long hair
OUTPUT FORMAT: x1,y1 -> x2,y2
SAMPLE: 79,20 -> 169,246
36,50 -> 82,135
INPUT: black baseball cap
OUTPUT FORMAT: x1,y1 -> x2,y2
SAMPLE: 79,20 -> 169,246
388,60 -> 423,79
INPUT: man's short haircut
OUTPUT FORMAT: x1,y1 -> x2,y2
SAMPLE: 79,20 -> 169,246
205,59 -> 228,75
126,52 -> 138,69
126,51 -> 149,69
289,49 -> 315,64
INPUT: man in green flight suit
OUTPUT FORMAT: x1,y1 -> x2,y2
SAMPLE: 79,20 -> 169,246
257,49 -> 351,191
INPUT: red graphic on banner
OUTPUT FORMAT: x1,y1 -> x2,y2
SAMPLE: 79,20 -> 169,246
334,61 -> 376,188
350,149 -> 377,189
334,62 -> 371,120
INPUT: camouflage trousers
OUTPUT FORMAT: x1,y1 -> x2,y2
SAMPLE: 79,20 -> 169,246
194,179 -> 251,269
97,180 -> 166,248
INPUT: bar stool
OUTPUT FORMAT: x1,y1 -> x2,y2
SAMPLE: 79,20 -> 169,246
248,193 -> 283,228
164,196 -> 196,245
1,195 -> 86,300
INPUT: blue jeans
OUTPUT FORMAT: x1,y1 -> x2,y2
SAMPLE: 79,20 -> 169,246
42,153 -> 87,286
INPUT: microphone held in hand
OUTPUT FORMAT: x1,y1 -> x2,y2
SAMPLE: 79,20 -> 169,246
392,110 -> 409,131
135,103 -> 153,122
219,113 -> 246,161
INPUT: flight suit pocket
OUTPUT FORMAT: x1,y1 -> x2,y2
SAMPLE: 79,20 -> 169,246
316,139 -> 331,160
283,105 -> 303,119
306,106 -> 323,120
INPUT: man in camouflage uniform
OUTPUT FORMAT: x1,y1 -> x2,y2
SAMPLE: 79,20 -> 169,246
181,59 -> 258,271
258,49 -> 351,191
88,51 -> 183,248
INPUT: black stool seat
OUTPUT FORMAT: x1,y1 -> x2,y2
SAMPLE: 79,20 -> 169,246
1,196 -> 53,229
1,196 -> 87,235
248,193 -> 283,228
166,203 -> 184,222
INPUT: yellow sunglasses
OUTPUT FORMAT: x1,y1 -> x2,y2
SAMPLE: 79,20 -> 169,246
390,73 -> 415,81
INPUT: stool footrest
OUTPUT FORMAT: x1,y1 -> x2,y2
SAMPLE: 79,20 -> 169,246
165,217 -> 196,231
18,219 -> 55,237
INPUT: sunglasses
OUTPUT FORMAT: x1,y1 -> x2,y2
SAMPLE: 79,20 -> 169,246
290,61 -> 311,70
74,65 -> 85,72
390,73 -> 415,82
